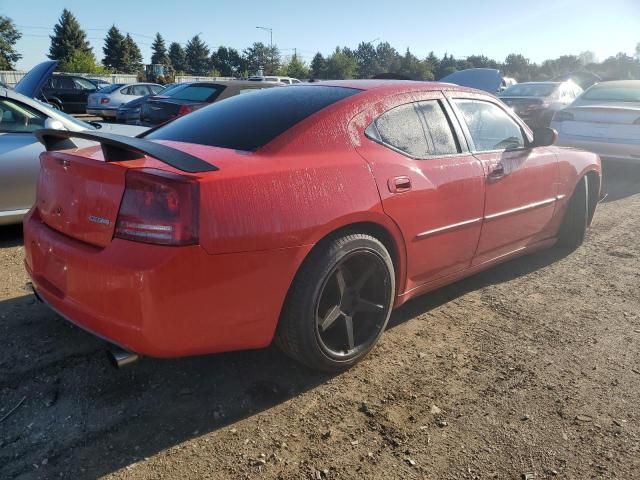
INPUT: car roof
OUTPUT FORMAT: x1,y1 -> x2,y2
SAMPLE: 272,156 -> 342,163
590,80 -> 640,87
305,79 -> 481,95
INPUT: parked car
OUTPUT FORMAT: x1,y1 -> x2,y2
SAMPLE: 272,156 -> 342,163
248,75 -> 302,85
139,80 -> 278,126
115,83 -> 182,124
86,82 -> 163,119
88,78 -> 111,90
551,80 -> 640,163
440,68 -> 516,94
41,73 -> 100,113
0,61 -> 146,226
500,81 -> 583,128
26,81 -> 601,371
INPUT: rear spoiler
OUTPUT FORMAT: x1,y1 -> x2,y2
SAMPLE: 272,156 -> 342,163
34,129 -> 218,174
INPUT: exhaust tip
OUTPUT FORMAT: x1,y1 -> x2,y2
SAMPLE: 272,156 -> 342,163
107,346 -> 139,369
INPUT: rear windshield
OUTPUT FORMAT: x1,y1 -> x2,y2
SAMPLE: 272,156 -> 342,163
169,84 -> 224,102
145,85 -> 360,151
582,83 -> 640,102
501,83 -> 557,97
99,84 -> 124,94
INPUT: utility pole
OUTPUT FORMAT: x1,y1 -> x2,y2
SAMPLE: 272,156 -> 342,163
256,26 -> 274,74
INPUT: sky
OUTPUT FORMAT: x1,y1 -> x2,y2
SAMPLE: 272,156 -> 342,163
2,0 -> 639,70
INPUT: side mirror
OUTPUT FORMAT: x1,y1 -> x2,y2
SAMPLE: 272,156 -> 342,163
531,127 -> 557,147
44,118 -> 66,131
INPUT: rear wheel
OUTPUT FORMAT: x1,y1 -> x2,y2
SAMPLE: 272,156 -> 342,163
276,233 -> 395,372
557,176 -> 589,249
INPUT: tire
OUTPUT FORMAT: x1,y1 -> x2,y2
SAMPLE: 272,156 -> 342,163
557,176 -> 589,249
276,233 -> 395,372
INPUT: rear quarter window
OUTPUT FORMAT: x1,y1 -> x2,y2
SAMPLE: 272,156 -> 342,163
145,85 -> 360,151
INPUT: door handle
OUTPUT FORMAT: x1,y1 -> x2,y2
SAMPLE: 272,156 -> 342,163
388,176 -> 412,193
488,163 -> 505,180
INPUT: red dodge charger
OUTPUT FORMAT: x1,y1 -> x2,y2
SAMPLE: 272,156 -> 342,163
24,81 -> 601,371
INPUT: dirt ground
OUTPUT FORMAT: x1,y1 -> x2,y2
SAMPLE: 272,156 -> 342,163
1,162 -> 639,480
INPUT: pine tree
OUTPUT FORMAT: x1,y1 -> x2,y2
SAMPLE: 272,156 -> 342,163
310,52 -> 327,79
102,25 -> 125,72
122,34 -> 143,74
168,42 -> 187,73
0,16 -> 22,70
48,9 -> 92,63
150,32 -> 169,66
185,35 -> 210,75
286,53 -> 309,79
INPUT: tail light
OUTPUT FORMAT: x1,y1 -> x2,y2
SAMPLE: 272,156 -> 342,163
177,104 -> 195,116
115,169 -> 199,246
100,97 -> 109,104
553,111 -> 574,122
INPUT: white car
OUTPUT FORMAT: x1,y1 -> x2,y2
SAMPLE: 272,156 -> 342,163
248,75 -> 302,85
551,80 -> 640,163
86,83 -> 163,119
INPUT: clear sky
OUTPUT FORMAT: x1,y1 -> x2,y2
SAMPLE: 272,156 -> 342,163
2,0 -> 639,70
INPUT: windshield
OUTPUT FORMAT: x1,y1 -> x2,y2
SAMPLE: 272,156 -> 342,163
157,83 -> 185,96
501,83 -> 558,97
98,83 -> 124,94
168,84 -> 224,102
34,98 -> 94,129
582,83 -> 640,102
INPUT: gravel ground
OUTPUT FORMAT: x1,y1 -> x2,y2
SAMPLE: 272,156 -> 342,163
1,162 -> 639,480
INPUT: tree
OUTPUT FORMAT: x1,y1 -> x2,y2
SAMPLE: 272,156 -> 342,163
578,51 -> 597,66
355,42 -> 380,79
102,25 -> 125,72
375,42 -> 401,74
465,54 -> 498,69
398,48 -> 433,81
185,35 -> 210,75
436,53 -> 457,79
635,43 -> 640,61
211,46 -> 246,77
0,16 -> 22,70
310,52 -> 327,79
168,42 -> 187,73
502,53 -> 531,81
325,47 -> 358,79
243,42 -> 270,75
425,51 -> 440,75
122,34 -> 143,74
48,9 -> 92,63
150,33 -> 170,66
59,50 -> 107,74
285,53 -> 310,79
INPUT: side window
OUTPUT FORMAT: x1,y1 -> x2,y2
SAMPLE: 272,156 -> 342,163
132,85 -> 149,96
415,101 -> 459,155
74,78 -> 96,90
120,86 -> 133,95
373,103 -> 429,158
454,99 -> 525,151
0,98 -> 47,133
149,85 -> 163,94
59,77 -> 75,89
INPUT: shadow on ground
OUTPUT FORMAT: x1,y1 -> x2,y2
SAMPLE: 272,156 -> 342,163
601,160 -> 640,203
0,242 -> 570,480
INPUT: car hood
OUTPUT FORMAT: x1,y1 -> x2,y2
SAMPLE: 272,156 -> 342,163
93,123 -> 148,136
14,60 -> 58,98
441,68 -> 503,94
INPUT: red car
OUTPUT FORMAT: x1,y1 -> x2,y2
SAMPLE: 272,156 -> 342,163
24,81 -> 601,372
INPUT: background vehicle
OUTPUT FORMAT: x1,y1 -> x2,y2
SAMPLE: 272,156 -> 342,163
440,68 -> 516,93
115,83 -> 182,124
0,63 -> 146,225
500,81 -> 583,128
86,82 -> 163,119
26,81 -> 600,372
41,73 -> 99,112
88,78 -> 111,90
551,80 -> 640,163
139,80 -> 278,126
248,75 -> 302,84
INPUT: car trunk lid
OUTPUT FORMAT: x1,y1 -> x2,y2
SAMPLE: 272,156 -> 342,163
560,105 -> 640,140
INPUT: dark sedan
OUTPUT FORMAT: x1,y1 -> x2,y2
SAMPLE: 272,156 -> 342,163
116,83 -> 182,124
139,80 -> 279,126
499,81 -> 583,128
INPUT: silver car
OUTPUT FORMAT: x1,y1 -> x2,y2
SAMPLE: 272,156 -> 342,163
86,82 -> 163,119
0,61 -> 146,225
551,80 -> 640,163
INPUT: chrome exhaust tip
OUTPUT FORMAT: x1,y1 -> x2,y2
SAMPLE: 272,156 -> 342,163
107,346 -> 139,369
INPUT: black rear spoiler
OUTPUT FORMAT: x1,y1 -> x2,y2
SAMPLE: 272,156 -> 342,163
34,129 -> 218,174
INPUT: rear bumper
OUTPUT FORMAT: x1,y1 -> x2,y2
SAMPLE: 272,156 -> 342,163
555,133 -> 640,163
86,107 -> 118,117
24,209 -> 311,358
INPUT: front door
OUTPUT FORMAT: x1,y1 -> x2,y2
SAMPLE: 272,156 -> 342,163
448,96 -> 559,265
354,92 -> 485,293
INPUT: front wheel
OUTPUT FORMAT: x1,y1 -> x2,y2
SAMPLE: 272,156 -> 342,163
276,233 -> 395,372
557,176 -> 589,249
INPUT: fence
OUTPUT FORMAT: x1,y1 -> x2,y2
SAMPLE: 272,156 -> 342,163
0,71 -> 139,87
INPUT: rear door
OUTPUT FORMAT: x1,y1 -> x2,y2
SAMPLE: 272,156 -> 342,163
448,94 -> 559,265
355,92 -> 485,291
